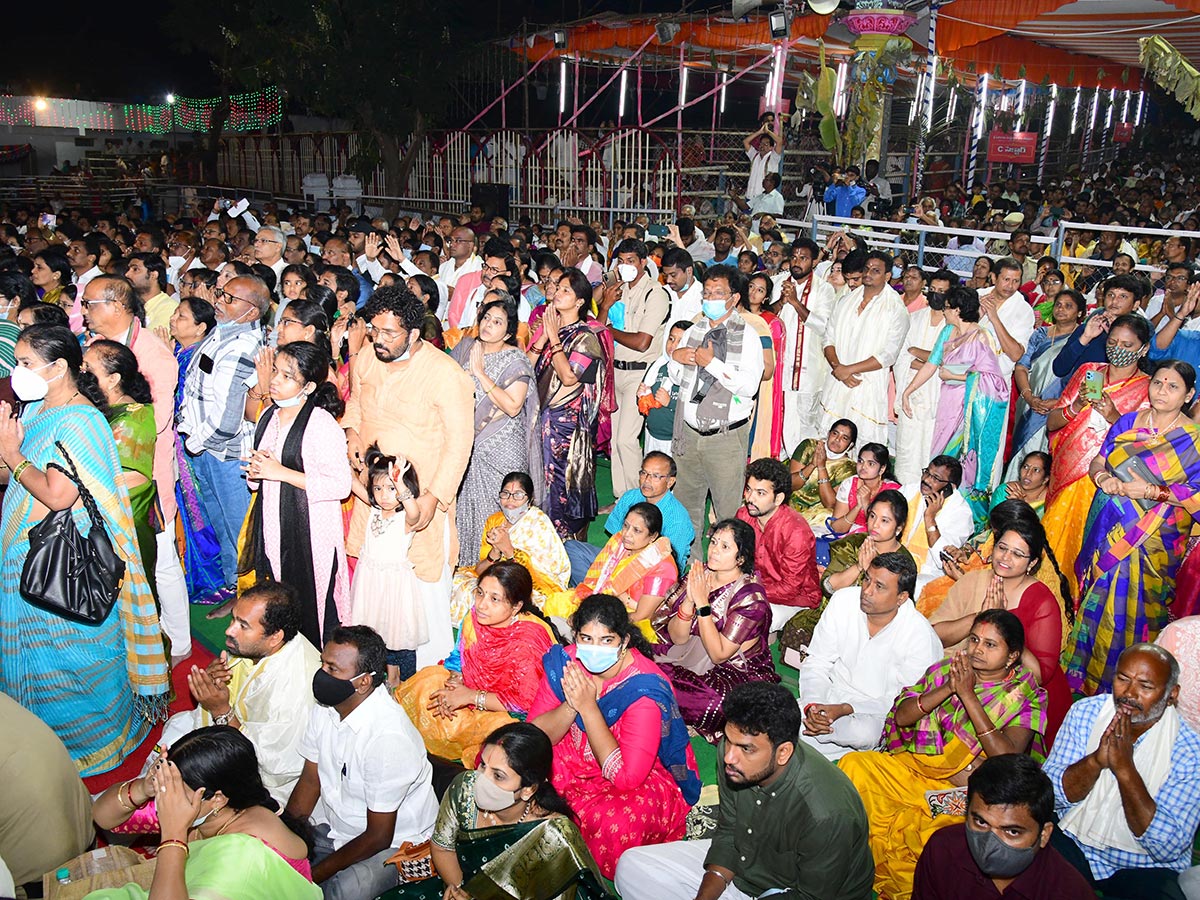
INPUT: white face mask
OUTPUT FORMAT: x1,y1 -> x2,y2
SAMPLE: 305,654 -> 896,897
473,771 -> 520,812
617,263 -> 639,283
11,361 -> 60,402
273,388 -> 311,409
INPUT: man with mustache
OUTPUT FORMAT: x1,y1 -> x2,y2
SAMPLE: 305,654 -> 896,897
342,285 -> 474,668
1042,644 -> 1200,898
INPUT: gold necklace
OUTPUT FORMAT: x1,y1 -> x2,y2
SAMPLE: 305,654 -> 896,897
213,808 -> 245,837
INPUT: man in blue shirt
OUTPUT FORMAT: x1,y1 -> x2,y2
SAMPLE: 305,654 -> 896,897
705,226 -> 739,267
1052,274 -> 1148,378
563,451 -> 694,584
1042,644 -> 1200,899
1151,285 -> 1200,369
823,166 -> 868,219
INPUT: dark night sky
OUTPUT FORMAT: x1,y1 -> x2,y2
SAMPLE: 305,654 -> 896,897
3,0 -> 738,103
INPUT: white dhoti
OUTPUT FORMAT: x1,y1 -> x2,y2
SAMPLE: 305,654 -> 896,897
615,841 -> 759,900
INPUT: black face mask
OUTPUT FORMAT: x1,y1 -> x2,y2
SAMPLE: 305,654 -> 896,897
313,668 -> 366,707
965,826 -> 1039,879
927,290 -> 947,311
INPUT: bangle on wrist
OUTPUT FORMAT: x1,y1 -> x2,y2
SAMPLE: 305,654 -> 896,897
705,869 -> 733,887
11,459 -> 31,482
475,690 -> 487,711
158,840 -> 189,858
915,694 -> 929,715
976,726 -> 998,739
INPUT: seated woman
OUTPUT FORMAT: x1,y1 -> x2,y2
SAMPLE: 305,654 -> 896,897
928,507 -> 1072,746
382,723 -> 608,900
990,450 -> 1050,517
89,725 -> 318,899
652,518 -> 778,742
542,502 -> 677,640
450,472 -> 569,627
778,490 -> 913,661
838,610 -> 1047,900
788,418 -> 859,528
529,595 -> 701,879
396,562 -> 557,769
825,442 -> 900,538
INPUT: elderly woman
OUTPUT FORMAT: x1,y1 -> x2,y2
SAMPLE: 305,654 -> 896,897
451,295 -> 541,566
396,561 -> 558,769
652,518 -> 778,742
839,609 -> 1046,900
543,502 -> 677,638
529,595 -> 700,879
0,325 -> 168,774
450,471 -> 569,627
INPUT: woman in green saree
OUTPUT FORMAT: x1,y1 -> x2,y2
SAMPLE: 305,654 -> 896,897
383,722 -> 610,900
83,340 -> 159,588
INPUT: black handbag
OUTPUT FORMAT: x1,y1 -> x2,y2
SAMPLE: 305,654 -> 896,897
20,441 -> 126,625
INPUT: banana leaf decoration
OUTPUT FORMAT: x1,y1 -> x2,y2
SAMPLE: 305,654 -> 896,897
816,40 -> 843,162
1141,35 -> 1200,120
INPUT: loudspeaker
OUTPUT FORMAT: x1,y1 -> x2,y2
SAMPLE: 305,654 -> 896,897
470,183 -> 511,222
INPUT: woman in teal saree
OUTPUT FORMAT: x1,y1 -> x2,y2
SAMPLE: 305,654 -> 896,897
383,723 -> 611,900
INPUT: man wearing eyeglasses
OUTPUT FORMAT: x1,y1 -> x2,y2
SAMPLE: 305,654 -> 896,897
445,236 -> 513,331
342,285 -> 474,668
437,226 -> 482,315
252,225 -> 288,289
898,455 -> 975,600
83,274 -> 192,659
563,450 -> 695,585
179,275 -> 269,610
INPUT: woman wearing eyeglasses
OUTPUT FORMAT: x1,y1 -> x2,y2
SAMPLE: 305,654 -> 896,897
451,294 -> 542,567
449,472 -> 570,629
927,503 -> 1072,746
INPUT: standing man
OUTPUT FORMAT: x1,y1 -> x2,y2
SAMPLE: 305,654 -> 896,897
125,252 -> 176,331
820,250 -> 909,445
598,238 -> 671,498
824,166 -> 868,218
83,274 -> 191,658
66,234 -> 103,295
776,238 -> 836,454
178,274 -> 266,607
736,458 -> 820,626
864,159 -> 893,217
342,286 -> 474,666
743,114 -> 785,201
668,266 -> 764,546
253,224 -> 288,288
615,682 -> 875,900
286,626 -> 438,900
729,173 -> 785,230
661,247 -> 703,325
438,225 -> 482,316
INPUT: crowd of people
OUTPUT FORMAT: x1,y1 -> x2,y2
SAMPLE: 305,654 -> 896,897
2,152 -> 1200,900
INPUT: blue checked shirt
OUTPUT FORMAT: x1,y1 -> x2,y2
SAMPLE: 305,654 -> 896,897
1043,694 -> 1200,879
604,488 -> 694,567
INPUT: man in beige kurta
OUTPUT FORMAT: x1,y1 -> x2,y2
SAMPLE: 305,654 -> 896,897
343,286 -> 475,666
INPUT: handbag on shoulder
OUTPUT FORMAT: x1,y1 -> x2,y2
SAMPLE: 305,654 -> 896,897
20,441 -> 126,625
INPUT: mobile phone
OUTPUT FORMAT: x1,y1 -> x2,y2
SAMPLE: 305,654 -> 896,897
1082,369 -> 1104,404
939,549 -> 956,564
218,198 -> 232,210
38,212 -> 57,229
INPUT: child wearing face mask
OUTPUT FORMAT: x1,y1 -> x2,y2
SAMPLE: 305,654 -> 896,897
348,446 -> 425,688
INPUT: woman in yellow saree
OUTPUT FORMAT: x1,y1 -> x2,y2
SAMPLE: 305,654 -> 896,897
542,502 -> 677,640
787,418 -> 859,528
395,562 -> 558,768
838,609 -> 1047,900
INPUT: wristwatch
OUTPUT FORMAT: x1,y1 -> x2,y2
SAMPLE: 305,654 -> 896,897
213,710 -> 233,726
697,605 -> 713,618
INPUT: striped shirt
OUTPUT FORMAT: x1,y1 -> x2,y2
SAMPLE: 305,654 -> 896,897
178,322 -> 261,460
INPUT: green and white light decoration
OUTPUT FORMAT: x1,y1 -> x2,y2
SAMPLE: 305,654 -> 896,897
0,85 -> 281,134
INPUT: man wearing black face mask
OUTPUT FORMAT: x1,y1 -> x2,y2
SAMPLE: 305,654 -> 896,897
286,625 -> 438,900
913,754 -> 1096,899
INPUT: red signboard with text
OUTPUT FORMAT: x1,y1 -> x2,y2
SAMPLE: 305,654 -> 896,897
1114,122 -> 1134,143
986,131 -> 1038,163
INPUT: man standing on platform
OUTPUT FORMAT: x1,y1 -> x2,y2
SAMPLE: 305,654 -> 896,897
776,238 -> 836,454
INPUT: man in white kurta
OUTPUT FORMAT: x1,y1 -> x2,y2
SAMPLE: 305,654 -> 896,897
797,559 -> 943,760
819,253 -> 909,446
893,299 -> 948,484
776,238 -> 837,455
978,259 -> 1037,487
146,587 -> 322,806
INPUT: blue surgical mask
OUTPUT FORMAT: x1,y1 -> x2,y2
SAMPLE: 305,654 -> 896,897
576,643 -> 621,674
702,300 -> 728,320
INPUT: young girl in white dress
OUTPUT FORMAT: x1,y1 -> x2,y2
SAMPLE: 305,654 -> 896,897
350,446 -> 427,687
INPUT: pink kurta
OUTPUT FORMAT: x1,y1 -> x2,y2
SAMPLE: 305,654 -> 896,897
528,649 -> 692,878
255,408 -> 352,635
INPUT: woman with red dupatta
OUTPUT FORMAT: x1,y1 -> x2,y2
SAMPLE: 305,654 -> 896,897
395,562 -> 558,768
